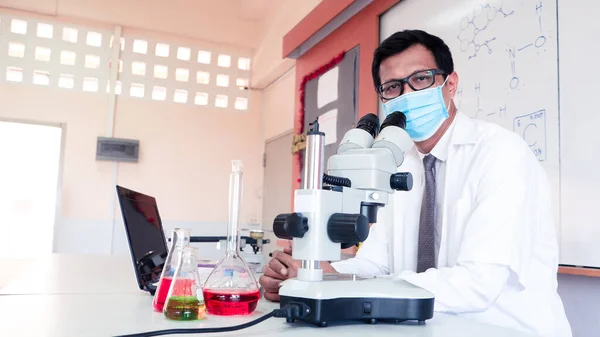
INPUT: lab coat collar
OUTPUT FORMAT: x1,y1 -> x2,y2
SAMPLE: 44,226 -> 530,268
429,112 -> 457,162
414,110 -> 476,161
450,110 -> 478,146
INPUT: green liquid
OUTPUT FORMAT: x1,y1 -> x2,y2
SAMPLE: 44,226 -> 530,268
164,296 -> 206,321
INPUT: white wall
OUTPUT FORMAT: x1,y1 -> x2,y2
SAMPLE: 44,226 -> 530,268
261,68 -> 296,142
251,0 -> 321,89
0,9 -> 263,256
0,0 -> 321,260
251,0 -> 322,147
557,274 -> 600,337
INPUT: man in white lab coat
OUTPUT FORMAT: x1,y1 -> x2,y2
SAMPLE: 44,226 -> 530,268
259,30 -> 572,337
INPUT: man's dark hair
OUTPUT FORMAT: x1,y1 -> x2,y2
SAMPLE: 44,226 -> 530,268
372,29 -> 454,90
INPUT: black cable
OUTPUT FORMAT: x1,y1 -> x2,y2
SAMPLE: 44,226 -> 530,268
323,174 -> 351,188
114,304 -> 309,337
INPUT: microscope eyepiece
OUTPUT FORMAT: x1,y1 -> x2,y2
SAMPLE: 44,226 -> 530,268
390,172 -> 413,191
381,111 -> 406,130
356,113 -> 380,138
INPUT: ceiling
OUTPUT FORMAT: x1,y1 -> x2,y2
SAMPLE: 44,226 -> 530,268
235,0 -> 277,21
0,0 -> 283,49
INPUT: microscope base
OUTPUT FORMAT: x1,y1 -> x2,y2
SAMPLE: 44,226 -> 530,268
278,276 -> 435,327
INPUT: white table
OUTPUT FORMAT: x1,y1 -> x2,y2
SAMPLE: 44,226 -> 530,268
0,254 -> 538,337
0,254 -> 140,295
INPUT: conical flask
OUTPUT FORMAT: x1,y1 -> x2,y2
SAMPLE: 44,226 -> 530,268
203,160 -> 260,316
152,228 -> 191,312
163,246 -> 206,321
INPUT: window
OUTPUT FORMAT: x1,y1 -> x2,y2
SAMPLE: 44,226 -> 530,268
62,27 -> 78,43
6,67 -> 23,82
154,65 -> 168,79
37,23 -> 53,39
61,51 -> 76,65
236,78 -> 249,88
86,32 -> 103,47
85,55 -> 100,69
174,89 -> 188,103
130,83 -> 145,98
118,60 -> 123,73
238,57 -> 251,70
132,61 -> 146,76
218,54 -> 231,68
155,43 -> 170,57
197,71 -> 210,85
198,50 -> 211,64
58,74 -> 74,89
215,94 -> 228,108
235,97 -> 248,110
33,71 -> 50,86
195,92 -> 208,106
35,47 -> 52,62
176,68 -> 189,82
8,43 -> 25,58
177,47 -> 191,61
11,20 -> 27,35
82,77 -> 99,92
216,74 -> 229,87
152,86 -> 167,101
133,39 -> 148,54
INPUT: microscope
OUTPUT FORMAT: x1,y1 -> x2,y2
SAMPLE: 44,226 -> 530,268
272,112 -> 434,327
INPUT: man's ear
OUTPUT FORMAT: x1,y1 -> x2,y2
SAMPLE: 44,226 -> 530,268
446,72 -> 459,98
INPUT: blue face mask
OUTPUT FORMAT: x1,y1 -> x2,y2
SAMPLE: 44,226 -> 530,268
382,77 -> 450,142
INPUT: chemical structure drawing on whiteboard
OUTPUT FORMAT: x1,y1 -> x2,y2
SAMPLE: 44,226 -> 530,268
507,1 -> 547,90
469,82 -> 507,119
513,110 -> 546,161
457,3 -> 514,60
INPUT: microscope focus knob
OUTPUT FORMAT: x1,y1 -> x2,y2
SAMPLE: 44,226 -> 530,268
327,213 -> 369,244
273,213 -> 309,240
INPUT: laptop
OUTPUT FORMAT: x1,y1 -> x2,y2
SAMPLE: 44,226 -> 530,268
116,185 -> 169,295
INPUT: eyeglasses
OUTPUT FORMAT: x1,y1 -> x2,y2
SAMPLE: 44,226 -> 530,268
377,69 -> 447,100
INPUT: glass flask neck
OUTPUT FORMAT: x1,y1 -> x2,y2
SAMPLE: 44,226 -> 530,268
172,228 -> 191,250
226,160 -> 243,254
178,247 -> 198,271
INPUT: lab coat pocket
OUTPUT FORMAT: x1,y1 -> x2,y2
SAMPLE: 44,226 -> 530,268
446,197 -> 472,266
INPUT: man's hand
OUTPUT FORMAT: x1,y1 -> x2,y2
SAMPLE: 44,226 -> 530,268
259,247 -> 338,302
260,247 -> 299,302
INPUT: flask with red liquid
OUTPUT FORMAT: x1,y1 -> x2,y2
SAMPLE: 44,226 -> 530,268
152,228 -> 191,312
202,160 -> 261,316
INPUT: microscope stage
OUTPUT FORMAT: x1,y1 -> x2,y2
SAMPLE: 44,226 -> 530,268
279,274 -> 435,327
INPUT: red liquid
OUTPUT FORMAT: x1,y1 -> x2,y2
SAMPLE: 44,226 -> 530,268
153,277 -> 172,312
202,289 -> 260,316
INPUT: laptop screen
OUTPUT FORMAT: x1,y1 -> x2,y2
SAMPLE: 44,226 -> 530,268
116,185 -> 168,293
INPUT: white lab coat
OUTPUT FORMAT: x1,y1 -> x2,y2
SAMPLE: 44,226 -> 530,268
331,112 -> 572,337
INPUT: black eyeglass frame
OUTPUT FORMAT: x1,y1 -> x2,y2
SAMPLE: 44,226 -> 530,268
377,69 -> 448,100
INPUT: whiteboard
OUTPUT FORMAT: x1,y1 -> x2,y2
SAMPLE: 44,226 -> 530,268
380,0 -> 595,267
555,0 -> 600,267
